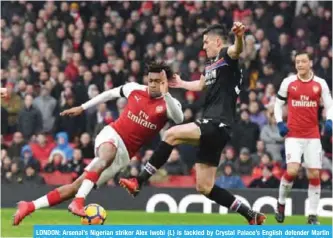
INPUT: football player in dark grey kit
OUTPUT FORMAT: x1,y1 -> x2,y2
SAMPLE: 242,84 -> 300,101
120,22 -> 266,225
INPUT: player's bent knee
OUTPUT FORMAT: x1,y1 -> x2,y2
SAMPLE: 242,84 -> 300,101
98,142 -> 117,162
196,182 -> 213,196
286,164 -> 299,177
307,169 -> 320,179
163,128 -> 179,146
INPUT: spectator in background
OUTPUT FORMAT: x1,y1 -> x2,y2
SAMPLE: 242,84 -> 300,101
18,94 -> 43,140
251,140 -> 266,165
57,93 -> 85,141
163,149 -> 188,175
1,135 -> 8,150
235,147 -> 256,176
68,149 -> 85,178
44,150 -> 70,173
113,97 -> 127,119
252,152 -> 282,179
52,132 -> 73,161
320,170 -> 332,190
20,145 -> 40,172
261,84 -> 276,108
1,106 -> 9,135
33,86 -> 57,133
4,162 -> 23,184
218,146 -> 237,168
30,133 -> 55,162
316,57 -> 332,90
260,112 -> 284,161
87,103 -> 109,136
78,133 -> 94,159
215,162 -> 245,189
232,109 -> 260,153
249,165 -> 280,188
1,83 -> 23,132
23,166 -> 45,185
7,132 -> 26,160
249,101 -> 267,129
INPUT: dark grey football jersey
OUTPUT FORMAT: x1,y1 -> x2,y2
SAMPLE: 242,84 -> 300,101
202,47 -> 243,125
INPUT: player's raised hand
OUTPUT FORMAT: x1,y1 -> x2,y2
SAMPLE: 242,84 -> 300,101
60,106 -> 84,117
160,70 -> 169,95
169,74 -> 184,88
232,22 -> 245,37
0,88 -> 8,98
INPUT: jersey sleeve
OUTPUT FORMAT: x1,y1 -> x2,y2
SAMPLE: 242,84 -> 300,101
120,82 -> 147,98
277,77 -> 289,101
320,79 -> 333,115
164,93 -> 184,124
221,47 -> 238,67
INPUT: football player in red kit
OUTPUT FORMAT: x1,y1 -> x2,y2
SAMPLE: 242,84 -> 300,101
13,62 -> 184,225
274,52 -> 333,224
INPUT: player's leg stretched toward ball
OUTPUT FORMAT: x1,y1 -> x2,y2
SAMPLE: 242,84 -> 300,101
120,122 -> 266,225
12,141 -> 116,225
67,142 -> 116,217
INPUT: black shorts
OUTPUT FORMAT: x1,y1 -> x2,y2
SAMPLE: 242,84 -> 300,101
195,119 -> 231,167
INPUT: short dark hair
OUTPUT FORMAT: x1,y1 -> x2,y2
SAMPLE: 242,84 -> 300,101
295,51 -> 312,60
146,61 -> 173,80
202,24 -> 227,38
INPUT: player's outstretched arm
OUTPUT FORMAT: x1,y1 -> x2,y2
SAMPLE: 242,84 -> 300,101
169,74 -> 205,92
80,87 -> 123,110
60,87 -> 122,117
227,22 -> 245,60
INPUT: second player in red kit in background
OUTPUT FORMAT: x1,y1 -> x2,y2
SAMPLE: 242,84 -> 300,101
274,51 -> 333,225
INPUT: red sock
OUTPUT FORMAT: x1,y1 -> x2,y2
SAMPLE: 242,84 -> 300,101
283,172 -> 295,182
27,202 -> 36,212
46,190 -> 62,206
85,171 -> 100,183
309,178 -> 320,186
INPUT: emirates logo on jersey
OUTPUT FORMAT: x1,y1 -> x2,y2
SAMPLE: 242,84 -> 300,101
313,85 -> 319,93
155,106 -> 164,113
127,111 -> 157,130
291,95 -> 318,108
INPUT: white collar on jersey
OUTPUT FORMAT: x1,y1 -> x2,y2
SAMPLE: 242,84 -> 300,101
297,71 -> 314,82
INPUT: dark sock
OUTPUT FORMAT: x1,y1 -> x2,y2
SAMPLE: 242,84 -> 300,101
206,185 -> 253,221
138,141 -> 174,184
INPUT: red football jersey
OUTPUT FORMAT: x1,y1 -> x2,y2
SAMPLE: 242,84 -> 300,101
278,75 -> 332,138
110,83 -> 177,157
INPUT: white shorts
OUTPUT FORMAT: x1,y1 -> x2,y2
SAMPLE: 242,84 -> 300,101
285,138 -> 322,169
85,125 -> 130,187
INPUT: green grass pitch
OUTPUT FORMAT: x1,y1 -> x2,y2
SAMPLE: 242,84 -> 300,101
1,209 -> 332,237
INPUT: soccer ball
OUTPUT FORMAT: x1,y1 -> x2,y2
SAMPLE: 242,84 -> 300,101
81,203 -> 107,225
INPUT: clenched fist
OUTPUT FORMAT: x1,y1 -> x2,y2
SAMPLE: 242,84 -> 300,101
232,22 -> 245,37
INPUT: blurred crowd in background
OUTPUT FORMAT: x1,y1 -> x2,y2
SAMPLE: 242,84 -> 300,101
1,1 -> 332,190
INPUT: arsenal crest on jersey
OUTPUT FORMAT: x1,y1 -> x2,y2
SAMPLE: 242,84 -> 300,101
156,105 -> 164,113
313,85 -> 319,93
